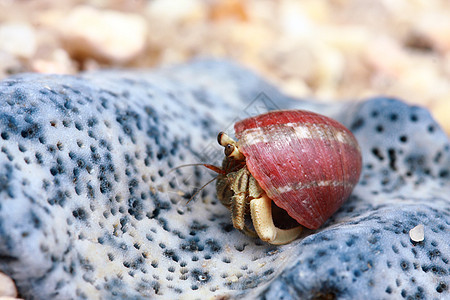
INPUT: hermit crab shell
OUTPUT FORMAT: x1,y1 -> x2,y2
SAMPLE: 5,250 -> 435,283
235,110 -> 362,229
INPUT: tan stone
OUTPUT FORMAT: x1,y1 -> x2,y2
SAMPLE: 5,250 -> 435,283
31,48 -> 78,74
60,6 -> 148,63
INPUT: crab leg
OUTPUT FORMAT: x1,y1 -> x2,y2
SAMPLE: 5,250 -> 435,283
250,194 -> 303,245
231,193 -> 247,230
230,193 -> 258,238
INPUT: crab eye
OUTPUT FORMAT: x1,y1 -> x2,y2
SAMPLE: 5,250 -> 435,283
224,144 -> 235,157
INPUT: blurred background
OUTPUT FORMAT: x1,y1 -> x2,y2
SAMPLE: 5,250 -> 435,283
0,0 -> 449,134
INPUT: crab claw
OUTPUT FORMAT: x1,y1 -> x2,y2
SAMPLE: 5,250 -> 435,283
250,194 -> 303,245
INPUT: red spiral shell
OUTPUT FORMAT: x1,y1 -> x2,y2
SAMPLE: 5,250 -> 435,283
235,110 -> 362,229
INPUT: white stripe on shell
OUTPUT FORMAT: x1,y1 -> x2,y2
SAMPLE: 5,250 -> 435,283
238,122 -> 360,150
271,180 -> 354,195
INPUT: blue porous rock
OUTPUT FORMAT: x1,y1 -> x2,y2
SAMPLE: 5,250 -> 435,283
0,60 -> 448,299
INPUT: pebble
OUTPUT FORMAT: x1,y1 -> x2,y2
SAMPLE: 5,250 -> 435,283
31,48 -> 77,74
208,0 -> 248,21
409,224 -> 425,242
0,51 -> 24,78
414,11 -> 450,53
431,98 -> 450,136
146,0 -> 206,23
366,36 -> 411,79
60,6 -> 148,63
0,272 -> 17,298
0,23 -> 36,59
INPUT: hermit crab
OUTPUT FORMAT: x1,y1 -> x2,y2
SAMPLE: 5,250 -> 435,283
213,110 -> 362,245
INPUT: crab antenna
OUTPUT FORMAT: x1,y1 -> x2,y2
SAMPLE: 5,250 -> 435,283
169,163 -> 225,175
186,175 -> 219,204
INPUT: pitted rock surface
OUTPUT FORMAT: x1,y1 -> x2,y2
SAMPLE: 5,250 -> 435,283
0,60 -> 448,299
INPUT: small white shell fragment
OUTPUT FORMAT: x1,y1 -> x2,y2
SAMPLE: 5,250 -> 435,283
409,224 -> 425,242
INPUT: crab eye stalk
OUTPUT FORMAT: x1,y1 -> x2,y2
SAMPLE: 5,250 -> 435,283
225,144 -> 235,157
217,131 -> 234,146
217,132 -> 244,161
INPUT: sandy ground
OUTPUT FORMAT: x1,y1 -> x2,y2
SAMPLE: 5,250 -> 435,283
0,0 -> 449,134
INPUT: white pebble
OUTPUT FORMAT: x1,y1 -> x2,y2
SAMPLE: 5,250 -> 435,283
0,23 -> 36,59
409,224 -> 425,242
0,272 -> 17,297
146,0 -> 205,22
414,12 -> 450,53
60,6 -> 148,63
